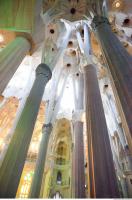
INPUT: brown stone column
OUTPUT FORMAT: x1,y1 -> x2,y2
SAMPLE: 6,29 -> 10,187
73,73 -> 85,198
84,64 -> 119,198
92,16 -> 132,152
73,121 -> 85,198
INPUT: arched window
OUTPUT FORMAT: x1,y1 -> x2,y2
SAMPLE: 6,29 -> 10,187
17,171 -> 34,198
56,171 -> 62,184
56,141 -> 67,165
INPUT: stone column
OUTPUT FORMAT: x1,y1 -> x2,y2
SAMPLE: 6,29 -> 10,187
92,16 -> 132,152
73,73 -> 85,198
84,64 -> 119,198
73,121 -> 85,198
0,37 -> 30,94
0,63 -> 52,198
29,123 -> 52,198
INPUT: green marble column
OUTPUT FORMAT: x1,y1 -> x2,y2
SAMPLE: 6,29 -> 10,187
0,37 -> 30,94
0,63 -> 52,198
92,16 -> 132,152
29,123 -> 52,198
84,64 -> 119,198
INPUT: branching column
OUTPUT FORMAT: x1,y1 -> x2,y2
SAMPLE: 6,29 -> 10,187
29,123 -> 52,198
92,16 -> 132,152
0,37 -> 30,94
84,64 -> 119,198
73,73 -> 85,198
0,63 -> 52,198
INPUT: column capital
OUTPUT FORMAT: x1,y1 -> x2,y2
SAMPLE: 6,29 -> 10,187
36,63 -> 52,80
83,64 -> 97,72
72,110 -> 85,123
92,16 -> 110,30
42,123 -> 52,133
15,32 -> 35,55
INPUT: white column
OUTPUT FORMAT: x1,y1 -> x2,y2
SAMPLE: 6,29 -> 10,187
51,72 -> 69,122
84,24 -> 91,55
76,31 -> 84,54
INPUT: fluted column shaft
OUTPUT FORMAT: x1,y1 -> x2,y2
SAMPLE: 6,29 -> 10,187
0,37 -> 30,94
0,63 -> 52,198
84,64 -> 119,198
73,73 -> 85,198
29,123 -> 52,198
74,121 -> 85,198
92,16 -> 132,152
